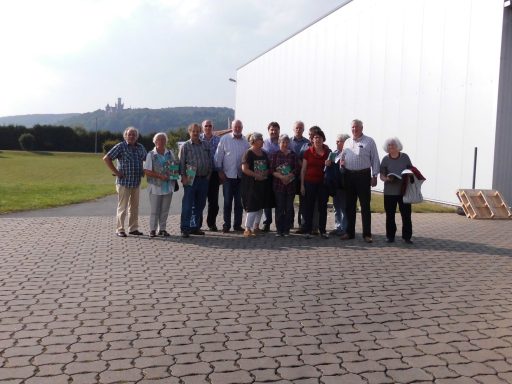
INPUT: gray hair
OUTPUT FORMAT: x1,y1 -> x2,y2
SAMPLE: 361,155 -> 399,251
383,137 -> 403,152
352,119 -> 363,128
123,126 -> 139,139
247,132 -> 263,145
278,134 -> 290,144
336,133 -> 350,142
153,132 -> 168,144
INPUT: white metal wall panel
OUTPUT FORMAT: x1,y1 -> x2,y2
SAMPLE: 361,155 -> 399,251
235,0 -> 504,204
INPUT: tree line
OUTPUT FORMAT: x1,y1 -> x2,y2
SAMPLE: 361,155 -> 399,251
0,124 -> 189,154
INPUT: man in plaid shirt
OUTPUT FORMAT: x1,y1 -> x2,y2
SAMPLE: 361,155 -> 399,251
103,127 -> 147,237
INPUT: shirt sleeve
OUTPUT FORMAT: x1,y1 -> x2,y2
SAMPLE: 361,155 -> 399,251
106,142 -> 122,160
144,152 -> 152,171
214,138 -> 225,171
179,143 -> 186,176
369,139 -> 380,177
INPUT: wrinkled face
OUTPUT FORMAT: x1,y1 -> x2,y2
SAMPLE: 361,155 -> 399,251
233,121 -> 243,136
155,135 -> 167,149
279,139 -> 289,151
268,125 -> 280,140
294,122 -> 304,138
387,142 -> 399,155
125,129 -> 138,145
203,121 -> 213,136
189,126 -> 201,141
336,139 -> 345,151
351,122 -> 363,139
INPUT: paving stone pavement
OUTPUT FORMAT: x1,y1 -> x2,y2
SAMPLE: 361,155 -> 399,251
1,212 -> 512,383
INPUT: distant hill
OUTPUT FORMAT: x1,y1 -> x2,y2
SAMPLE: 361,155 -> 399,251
0,107 -> 234,134
0,113 -> 80,127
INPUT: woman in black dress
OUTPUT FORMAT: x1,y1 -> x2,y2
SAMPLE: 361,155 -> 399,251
241,132 -> 272,237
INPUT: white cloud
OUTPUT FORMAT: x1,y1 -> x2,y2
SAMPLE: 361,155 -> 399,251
0,0 -> 344,116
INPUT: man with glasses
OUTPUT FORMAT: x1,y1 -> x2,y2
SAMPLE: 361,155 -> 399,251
289,121 -> 310,230
340,119 -> 380,243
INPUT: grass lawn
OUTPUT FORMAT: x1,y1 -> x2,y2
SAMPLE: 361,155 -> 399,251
0,150 -> 124,214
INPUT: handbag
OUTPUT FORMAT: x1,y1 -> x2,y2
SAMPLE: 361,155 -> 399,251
402,171 -> 424,204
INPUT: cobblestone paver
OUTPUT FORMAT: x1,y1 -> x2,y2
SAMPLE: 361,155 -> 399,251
1,212 -> 512,383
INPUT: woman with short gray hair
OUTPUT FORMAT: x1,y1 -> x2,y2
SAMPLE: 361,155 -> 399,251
380,137 -> 413,244
144,132 -> 177,237
329,133 -> 350,236
270,134 -> 299,236
241,132 -> 271,236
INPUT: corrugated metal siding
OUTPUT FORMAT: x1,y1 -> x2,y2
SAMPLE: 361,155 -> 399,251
236,0 -> 504,205
493,5 -> 512,206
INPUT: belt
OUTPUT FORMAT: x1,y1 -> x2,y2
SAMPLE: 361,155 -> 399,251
196,175 -> 208,178
346,168 -> 371,174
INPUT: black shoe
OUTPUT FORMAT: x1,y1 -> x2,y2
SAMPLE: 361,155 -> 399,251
222,227 -> 230,233
158,230 -> 170,237
295,228 -> 305,234
263,224 -> 270,232
191,229 -> 205,235
208,226 -> 218,232
233,227 -> 244,232
386,238 -> 395,243
181,232 -> 190,238
340,234 -> 354,240
150,230 -> 156,238
404,239 -> 413,244
116,231 -> 127,238
320,233 -> 329,239
129,230 -> 143,236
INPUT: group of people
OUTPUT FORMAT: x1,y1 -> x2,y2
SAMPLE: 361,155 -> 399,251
103,118 -> 416,244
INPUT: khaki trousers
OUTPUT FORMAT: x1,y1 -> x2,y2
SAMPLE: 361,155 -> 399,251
116,185 -> 140,233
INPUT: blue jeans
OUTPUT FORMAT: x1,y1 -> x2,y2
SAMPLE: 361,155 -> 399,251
223,178 -> 243,230
332,189 -> 347,234
181,176 -> 209,233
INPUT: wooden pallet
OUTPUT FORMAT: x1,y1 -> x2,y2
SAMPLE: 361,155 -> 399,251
456,189 -> 512,219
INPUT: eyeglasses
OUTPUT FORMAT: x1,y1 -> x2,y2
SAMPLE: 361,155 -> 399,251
204,125 -> 212,128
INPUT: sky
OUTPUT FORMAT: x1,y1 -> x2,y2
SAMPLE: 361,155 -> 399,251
0,0 -> 344,117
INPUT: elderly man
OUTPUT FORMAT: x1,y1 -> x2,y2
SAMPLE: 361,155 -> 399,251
103,127 -> 147,237
262,121 -> 280,232
200,120 -> 222,231
289,121 -> 310,229
214,119 -> 250,233
340,119 -> 380,243
179,123 -> 212,238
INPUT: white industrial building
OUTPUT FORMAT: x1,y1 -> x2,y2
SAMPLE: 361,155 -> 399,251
235,0 -> 512,205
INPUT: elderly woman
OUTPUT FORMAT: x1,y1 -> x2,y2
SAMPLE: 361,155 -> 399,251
300,127 -> 330,239
380,137 -> 413,244
270,134 -> 299,236
329,133 -> 350,236
144,132 -> 177,237
241,132 -> 271,237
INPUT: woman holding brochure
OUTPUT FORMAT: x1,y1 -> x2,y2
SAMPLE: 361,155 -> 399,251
379,137 -> 413,244
270,134 -> 299,237
144,132 -> 178,238
241,132 -> 272,237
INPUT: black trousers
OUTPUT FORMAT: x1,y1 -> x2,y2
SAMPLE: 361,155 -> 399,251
384,195 -> 412,241
345,169 -> 372,238
206,171 -> 220,228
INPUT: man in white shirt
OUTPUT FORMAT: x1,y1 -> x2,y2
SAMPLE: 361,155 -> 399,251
214,119 -> 250,233
340,119 -> 380,243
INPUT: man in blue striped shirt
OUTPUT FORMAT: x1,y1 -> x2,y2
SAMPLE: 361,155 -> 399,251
103,127 -> 147,237
214,119 -> 250,233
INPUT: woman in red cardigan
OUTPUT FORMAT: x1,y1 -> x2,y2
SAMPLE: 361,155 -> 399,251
300,127 -> 331,239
